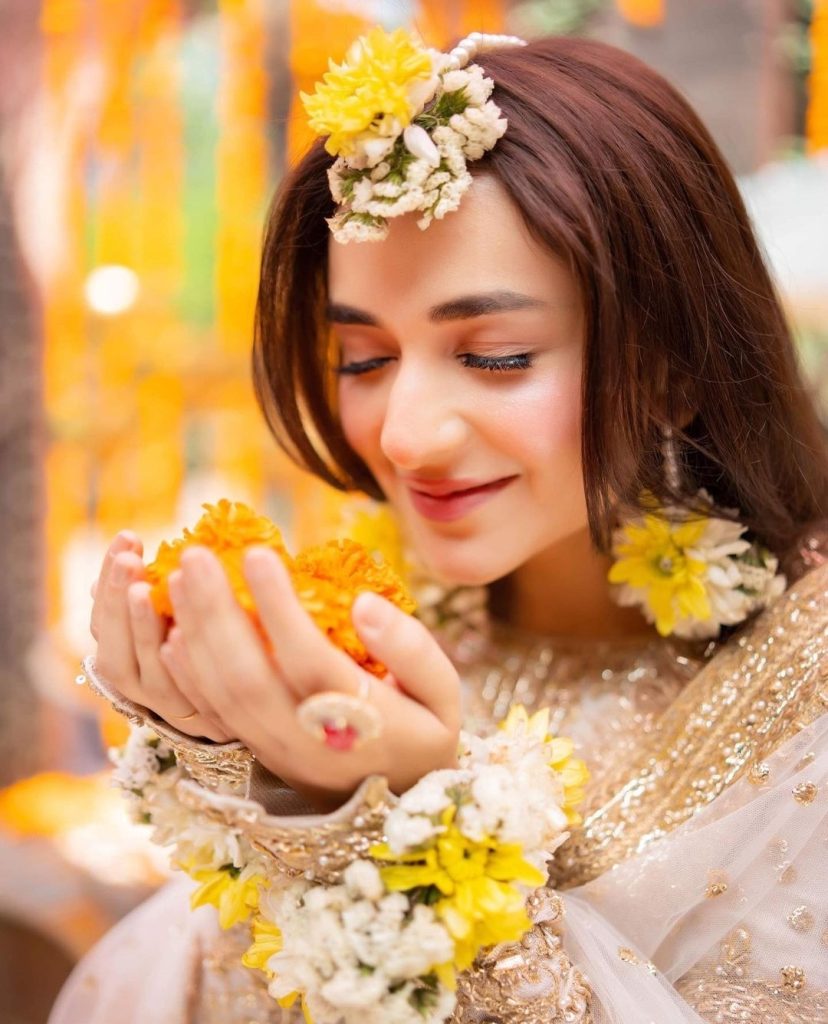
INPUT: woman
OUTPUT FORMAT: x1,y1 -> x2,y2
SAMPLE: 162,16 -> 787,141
52,31 -> 828,1024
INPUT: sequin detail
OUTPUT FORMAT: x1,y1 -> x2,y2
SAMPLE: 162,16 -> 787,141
552,563 -> 828,888
793,782 -> 818,806
677,928 -> 828,1022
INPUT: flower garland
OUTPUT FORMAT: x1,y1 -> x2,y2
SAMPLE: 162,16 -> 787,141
609,490 -> 786,639
301,27 -> 512,242
111,705 -> 587,1024
110,726 -> 268,928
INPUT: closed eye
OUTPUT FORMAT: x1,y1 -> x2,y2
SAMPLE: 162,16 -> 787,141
336,356 -> 395,376
460,353 -> 533,372
336,353 -> 534,376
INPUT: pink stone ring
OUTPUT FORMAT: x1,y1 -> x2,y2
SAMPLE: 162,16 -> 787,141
296,678 -> 382,752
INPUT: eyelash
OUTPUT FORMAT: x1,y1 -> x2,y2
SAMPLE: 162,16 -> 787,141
336,353 -> 534,376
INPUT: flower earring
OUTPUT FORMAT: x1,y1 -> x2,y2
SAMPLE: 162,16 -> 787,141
608,428 -> 786,639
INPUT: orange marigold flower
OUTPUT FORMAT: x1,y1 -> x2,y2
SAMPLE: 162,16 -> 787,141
146,499 -> 291,618
146,501 -> 416,677
292,539 -> 417,677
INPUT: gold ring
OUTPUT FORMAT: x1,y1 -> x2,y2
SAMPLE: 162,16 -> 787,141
169,707 -> 198,722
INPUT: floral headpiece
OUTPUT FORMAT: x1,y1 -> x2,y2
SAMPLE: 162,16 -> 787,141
301,28 -> 526,243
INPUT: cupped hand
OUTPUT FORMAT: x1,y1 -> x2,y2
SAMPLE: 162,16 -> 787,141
90,532 -> 232,742
160,545 -> 462,810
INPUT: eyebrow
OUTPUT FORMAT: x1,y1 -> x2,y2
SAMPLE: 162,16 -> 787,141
327,290 -> 548,326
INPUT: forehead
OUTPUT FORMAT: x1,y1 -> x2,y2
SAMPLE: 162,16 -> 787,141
327,175 -> 579,318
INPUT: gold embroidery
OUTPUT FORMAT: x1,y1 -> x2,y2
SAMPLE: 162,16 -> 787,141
705,869 -> 729,898
705,882 -> 728,898
552,562 -> 828,889
793,782 -> 818,806
778,863 -> 798,885
616,946 -> 657,974
748,761 -> 771,784
677,929 -> 828,1023
451,888 -> 593,1023
780,966 -> 807,992
786,906 -> 815,933
176,775 -> 394,884
82,654 -> 254,792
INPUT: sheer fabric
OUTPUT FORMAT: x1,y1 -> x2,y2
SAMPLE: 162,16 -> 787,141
562,710 -> 828,1022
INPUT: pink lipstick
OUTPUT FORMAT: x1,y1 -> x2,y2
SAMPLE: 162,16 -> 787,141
406,476 -> 516,522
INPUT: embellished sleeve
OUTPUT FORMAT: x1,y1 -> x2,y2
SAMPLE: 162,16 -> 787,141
82,653 -> 254,793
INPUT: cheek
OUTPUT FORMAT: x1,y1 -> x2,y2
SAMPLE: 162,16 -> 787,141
338,384 -> 383,464
489,366 -> 583,480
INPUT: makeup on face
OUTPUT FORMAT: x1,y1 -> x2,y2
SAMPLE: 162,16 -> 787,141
328,175 -> 587,587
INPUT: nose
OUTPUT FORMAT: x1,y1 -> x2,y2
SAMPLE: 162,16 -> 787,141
379,360 -> 468,471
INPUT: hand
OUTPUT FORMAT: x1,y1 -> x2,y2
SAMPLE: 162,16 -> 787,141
90,532 -> 232,742
161,545 -> 462,810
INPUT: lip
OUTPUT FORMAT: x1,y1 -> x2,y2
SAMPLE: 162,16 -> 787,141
406,476 -> 517,522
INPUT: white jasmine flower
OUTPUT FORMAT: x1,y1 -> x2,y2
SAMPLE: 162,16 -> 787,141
408,68 -> 442,112
403,123 -> 441,166
440,68 -> 471,95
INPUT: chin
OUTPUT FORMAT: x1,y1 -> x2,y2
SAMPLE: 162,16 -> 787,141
413,536 -> 525,589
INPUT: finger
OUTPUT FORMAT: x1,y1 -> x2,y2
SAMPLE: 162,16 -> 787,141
159,627 -> 233,742
91,532 -> 143,641
169,549 -> 296,728
242,546 -> 365,699
351,591 -> 460,729
127,582 -> 192,715
95,551 -> 146,688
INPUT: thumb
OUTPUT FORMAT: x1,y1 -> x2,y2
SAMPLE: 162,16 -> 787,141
351,591 -> 460,728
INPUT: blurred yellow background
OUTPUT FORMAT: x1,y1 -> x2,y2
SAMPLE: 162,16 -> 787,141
0,2 -> 826,1021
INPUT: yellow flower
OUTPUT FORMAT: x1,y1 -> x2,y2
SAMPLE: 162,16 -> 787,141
242,915 -> 283,974
372,807 -> 544,971
301,27 -> 435,157
277,992 -> 314,1023
609,513 -> 711,636
500,705 -> 590,825
346,504 -> 410,583
187,863 -> 262,930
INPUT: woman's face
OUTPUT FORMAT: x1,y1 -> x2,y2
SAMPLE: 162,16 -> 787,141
329,175 -> 587,586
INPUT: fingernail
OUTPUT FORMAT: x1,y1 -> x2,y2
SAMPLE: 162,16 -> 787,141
353,591 -> 387,630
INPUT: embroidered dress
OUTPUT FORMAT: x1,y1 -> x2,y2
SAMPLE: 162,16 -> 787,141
50,556 -> 828,1024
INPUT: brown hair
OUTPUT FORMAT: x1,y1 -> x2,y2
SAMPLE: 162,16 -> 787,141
253,35 -> 828,568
